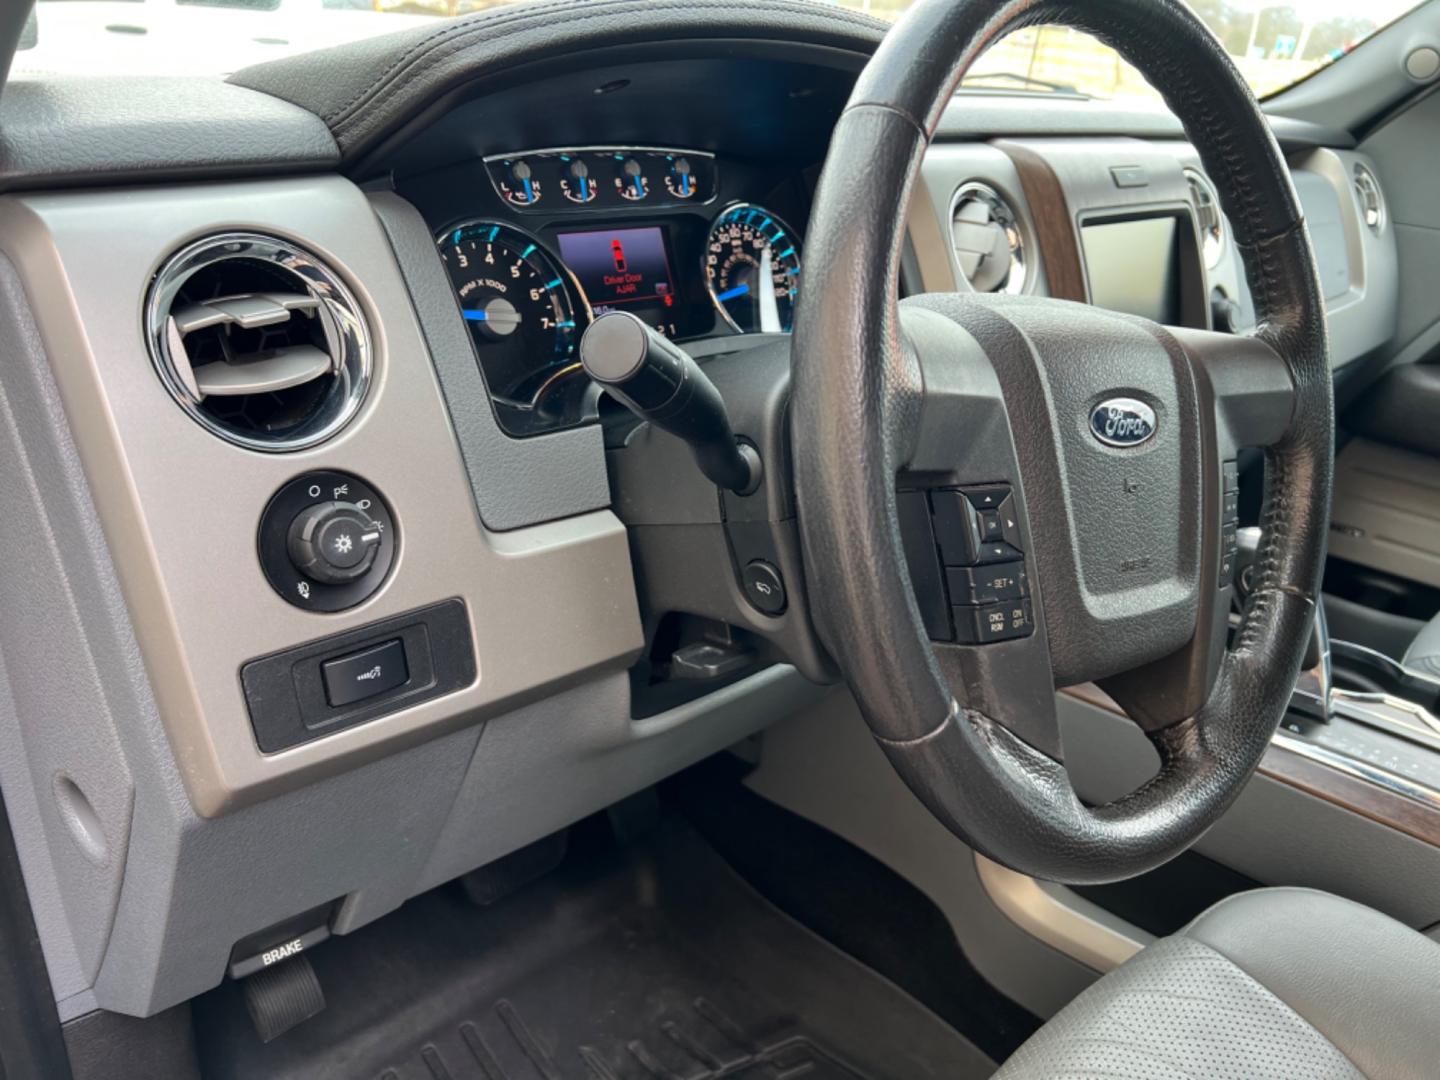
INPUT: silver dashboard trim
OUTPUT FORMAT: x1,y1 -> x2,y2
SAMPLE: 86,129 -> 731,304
481,145 -> 718,164
973,852 -> 1151,974
1272,729 -> 1440,811
144,232 -> 372,453
480,146 -> 719,212
946,179 -> 1034,295
0,177 -> 644,817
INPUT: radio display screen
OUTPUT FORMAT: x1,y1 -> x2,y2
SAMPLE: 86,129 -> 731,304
1080,214 -> 1183,324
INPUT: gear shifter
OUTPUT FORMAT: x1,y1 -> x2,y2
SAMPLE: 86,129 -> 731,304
579,311 -> 762,495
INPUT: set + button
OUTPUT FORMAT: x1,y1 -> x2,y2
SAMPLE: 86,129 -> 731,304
1218,459 -> 1241,587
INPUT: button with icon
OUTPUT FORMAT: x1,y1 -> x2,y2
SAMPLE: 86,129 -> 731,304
742,560 -> 787,616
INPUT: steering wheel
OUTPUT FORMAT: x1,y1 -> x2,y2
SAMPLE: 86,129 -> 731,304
792,0 -> 1333,884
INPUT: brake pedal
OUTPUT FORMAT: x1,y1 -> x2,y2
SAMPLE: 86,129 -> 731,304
243,952 -> 326,1043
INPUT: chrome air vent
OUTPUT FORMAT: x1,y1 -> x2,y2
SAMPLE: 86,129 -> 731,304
1184,168 -> 1226,270
1353,163 -> 1385,233
949,182 -> 1028,294
145,234 -> 371,452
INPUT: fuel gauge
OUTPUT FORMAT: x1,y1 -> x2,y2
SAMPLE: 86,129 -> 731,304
615,156 -> 649,202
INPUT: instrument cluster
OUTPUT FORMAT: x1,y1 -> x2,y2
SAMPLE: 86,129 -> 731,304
436,146 -> 803,437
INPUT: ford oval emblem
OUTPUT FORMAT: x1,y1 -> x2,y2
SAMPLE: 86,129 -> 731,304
1090,397 -> 1157,448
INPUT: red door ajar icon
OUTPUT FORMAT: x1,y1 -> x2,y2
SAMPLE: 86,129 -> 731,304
611,238 -> 627,273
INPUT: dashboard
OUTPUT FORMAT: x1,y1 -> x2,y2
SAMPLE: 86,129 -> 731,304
415,144 -> 812,434
0,1 -> 1410,1032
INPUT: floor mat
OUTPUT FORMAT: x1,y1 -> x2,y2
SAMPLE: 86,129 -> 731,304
192,816 -> 994,1080
664,755 -> 1040,1062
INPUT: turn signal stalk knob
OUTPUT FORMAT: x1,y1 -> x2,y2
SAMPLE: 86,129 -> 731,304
579,311 -> 761,495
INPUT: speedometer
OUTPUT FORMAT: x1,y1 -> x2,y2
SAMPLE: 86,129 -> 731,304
704,204 -> 801,334
437,221 -> 590,433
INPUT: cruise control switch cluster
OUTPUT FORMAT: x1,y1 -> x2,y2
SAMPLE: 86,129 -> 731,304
1218,459 -> 1240,588
898,482 -> 1035,645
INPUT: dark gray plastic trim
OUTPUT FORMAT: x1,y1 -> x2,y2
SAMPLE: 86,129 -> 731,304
0,172 -> 833,1024
0,76 -> 337,194
368,191 -> 611,530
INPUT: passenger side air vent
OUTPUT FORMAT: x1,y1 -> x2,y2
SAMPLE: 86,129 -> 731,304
1184,168 -> 1226,270
949,182 -> 1028,294
1353,164 -> 1385,233
145,234 -> 371,452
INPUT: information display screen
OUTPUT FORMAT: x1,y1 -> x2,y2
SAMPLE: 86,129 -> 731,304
557,225 -> 676,309
1080,215 -> 1183,324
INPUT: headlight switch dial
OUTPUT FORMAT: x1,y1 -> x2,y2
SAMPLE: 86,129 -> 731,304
288,501 -> 382,585
259,471 -> 397,612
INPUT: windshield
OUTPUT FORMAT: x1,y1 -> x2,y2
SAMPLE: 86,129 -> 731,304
12,0 -> 1430,93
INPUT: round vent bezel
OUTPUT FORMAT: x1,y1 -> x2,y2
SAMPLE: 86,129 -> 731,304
948,180 -> 1032,296
1353,163 -> 1385,234
144,232 -> 373,454
1184,167 -> 1227,271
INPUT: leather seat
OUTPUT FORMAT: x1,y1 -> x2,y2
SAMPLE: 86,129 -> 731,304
1404,614 -> 1440,678
994,888 -> 1440,1079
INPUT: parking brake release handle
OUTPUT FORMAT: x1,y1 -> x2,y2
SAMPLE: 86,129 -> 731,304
579,311 -> 761,496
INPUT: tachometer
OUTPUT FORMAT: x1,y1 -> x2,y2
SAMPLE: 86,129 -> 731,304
437,221 -> 590,430
704,204 -> 801,334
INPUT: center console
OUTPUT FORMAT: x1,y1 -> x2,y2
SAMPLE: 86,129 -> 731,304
1226,525 -> 1440,836
1276,620 -> 1440,831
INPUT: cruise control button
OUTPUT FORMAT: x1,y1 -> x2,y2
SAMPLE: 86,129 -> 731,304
953,599 -> 1034,644
1218,550 -> 1237,588
1221,523 -> 1238,555
1222,488 -> 1239,524
948,563 -> 1029,605
322,638 -> 409,708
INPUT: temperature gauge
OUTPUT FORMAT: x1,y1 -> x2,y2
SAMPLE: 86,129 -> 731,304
664,157 -> 698,199
559,157 -> 597,204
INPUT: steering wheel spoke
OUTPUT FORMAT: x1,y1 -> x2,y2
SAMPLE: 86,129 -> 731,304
1101,327 -> 1298,729
895,304 -> 1062,756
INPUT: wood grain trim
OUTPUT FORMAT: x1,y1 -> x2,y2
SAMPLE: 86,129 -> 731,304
992,139 -> 1087,302
1060,685 -> 1440,848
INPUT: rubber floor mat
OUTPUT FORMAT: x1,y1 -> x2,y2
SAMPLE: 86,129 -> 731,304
193,817 -> 994,1079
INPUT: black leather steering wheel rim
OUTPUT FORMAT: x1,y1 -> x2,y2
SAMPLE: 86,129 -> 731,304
791,0 -> 1334,884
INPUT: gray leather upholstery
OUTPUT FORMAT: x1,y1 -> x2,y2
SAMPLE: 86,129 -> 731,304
1404,614 -> 1440,678
996,888 -> 1440,1079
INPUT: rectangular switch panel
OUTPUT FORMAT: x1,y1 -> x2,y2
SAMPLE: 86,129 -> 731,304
897,483 -> 1035,644
242,599 -> 476,753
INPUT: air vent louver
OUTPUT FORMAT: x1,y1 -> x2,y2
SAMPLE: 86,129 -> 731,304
949,182 -> 1028,294
146,234 -> 371,452
1184,168 -> 1226,270
1353,164 -> 1384,233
